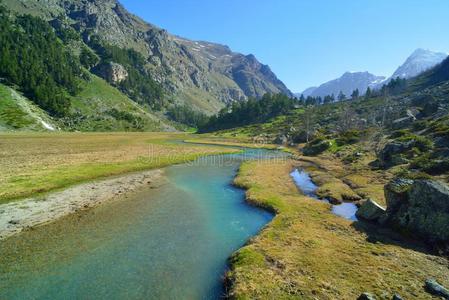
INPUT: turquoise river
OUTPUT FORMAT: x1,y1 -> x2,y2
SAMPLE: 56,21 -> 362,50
0,149 -> 286,299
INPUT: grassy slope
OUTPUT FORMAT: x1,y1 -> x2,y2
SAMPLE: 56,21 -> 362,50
0,132 -> 238,204
68,75 -> 173,131
228,159 -> 449,299
0,83 -> 57,131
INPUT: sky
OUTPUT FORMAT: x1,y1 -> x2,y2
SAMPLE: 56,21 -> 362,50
120,0 -> 449,93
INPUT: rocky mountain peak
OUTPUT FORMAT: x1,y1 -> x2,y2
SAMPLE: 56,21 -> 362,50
391,48 -> 448,80
5,0 -> 292,113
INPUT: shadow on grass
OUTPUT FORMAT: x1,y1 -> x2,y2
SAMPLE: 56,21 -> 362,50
351,220 -> 436,255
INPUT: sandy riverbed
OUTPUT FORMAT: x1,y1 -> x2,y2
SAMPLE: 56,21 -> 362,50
0,169 -> 165,240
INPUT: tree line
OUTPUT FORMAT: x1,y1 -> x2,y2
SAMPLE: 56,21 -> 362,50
0,4 -> 83,116
199,93 -> 297,132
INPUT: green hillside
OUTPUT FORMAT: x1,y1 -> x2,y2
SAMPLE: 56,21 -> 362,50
0,83 -> 58,131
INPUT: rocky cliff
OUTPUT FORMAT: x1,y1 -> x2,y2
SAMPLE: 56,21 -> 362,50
4,0 -> 292,113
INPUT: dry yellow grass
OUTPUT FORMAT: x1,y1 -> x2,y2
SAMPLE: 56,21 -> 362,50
227,159 -> 449,299
0,132 -> 238,203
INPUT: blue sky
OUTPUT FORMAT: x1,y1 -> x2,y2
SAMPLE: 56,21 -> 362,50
120,0 -> 449,92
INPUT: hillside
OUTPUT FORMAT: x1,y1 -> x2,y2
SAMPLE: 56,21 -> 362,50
210,58 -> 449,183
4,0 -> 292,115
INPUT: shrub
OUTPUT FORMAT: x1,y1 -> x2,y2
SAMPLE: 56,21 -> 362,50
302,137 -> 331,156
336,130 -> 363,146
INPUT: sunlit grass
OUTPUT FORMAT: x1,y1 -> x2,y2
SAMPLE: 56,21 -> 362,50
0,132 -> 238,203
227,159 -> 449,299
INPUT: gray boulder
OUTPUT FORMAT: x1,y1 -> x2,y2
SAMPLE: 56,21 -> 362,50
392,116 -> 415,130
384,179 -> 449,244
274,135 -> 288,145
357,292 -> 376,300
95,62 -> 128,84
425,278 -> 449,299
378,141 -> 414,168
356,199 -> 386,222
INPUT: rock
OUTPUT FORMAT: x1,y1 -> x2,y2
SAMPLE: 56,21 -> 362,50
94,62 -> 128,84
357,292 -> 376,300
378,141 -> 414,168
274,135 -> 288,145
425,278 -> 449,299
384,179 -> 449,245
302,139 -> 331,156
8,219 -> 19,225
392,294 -> 403,300
384,178 -> 414,212
356,199 -> 386,222
392,116 -> 415,130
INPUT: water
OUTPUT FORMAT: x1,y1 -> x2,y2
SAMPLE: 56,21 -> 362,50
0,149 -> 286,300
332,203 -> 358,221
290,169 -> 358,221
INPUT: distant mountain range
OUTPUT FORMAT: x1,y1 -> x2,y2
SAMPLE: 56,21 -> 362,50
300,72 -> 385,98
299,48 -> 448,98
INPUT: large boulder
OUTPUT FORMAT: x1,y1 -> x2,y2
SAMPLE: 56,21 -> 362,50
384,179 -> 449,245
94,62 -> 128,84
425,278 -> 449,299
356,199 -> 386,222
378,141 -> 414,168
357,293 -> 376,300
392,116 -> 415,130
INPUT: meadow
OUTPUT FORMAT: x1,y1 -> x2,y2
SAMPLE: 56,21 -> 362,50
0,132 -> 237,203
227,159 -> 449,299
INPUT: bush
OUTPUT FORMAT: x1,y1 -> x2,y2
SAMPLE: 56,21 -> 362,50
302,137 -> 331,156
411,154 -> 449,175
336,130 -> 362,146
398,134 -> 433,152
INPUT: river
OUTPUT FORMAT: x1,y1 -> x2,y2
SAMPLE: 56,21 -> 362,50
0,149 -> 286,299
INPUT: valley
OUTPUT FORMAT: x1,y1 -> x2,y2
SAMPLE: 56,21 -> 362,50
1,0 -> 449,299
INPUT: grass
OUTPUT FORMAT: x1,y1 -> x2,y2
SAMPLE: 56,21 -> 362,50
68,75 -> 170,131
184,137 -> 280,150
0,132 -> 239,204
0,83 -> 55,131
227,159 -> 449,299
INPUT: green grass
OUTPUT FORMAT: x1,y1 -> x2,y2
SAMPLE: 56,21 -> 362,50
0,132 -> 240,203
0,83 -> 56,131
68,75 -> 170,131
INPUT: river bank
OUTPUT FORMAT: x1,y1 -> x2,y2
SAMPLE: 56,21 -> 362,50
0,169 -> 165,240
227,158 -> 449,299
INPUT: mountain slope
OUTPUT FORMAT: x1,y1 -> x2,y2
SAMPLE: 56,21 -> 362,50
4,0 -> 292,114
372,48 -> 448,89
0,83 -> 58,131
303,72 -> 385,98
391,48 -> 447,80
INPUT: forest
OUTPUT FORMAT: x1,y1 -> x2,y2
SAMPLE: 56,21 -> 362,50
199,93 -> 297,132
0,5 -> 83,116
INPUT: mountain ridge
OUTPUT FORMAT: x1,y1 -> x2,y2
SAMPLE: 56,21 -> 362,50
299,48 -> 448,98
301,71 -> 385,98
3,0 -> 292,114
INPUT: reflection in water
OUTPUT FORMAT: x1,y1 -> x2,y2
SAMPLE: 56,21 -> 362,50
290,168 -> 358,221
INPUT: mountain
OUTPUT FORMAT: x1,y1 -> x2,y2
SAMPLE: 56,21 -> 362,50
3,0 -> 292,115
301,72 -> 385,98
390,48 -> 448,80
297,87 -> 317,98
371,48 -> 448,90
